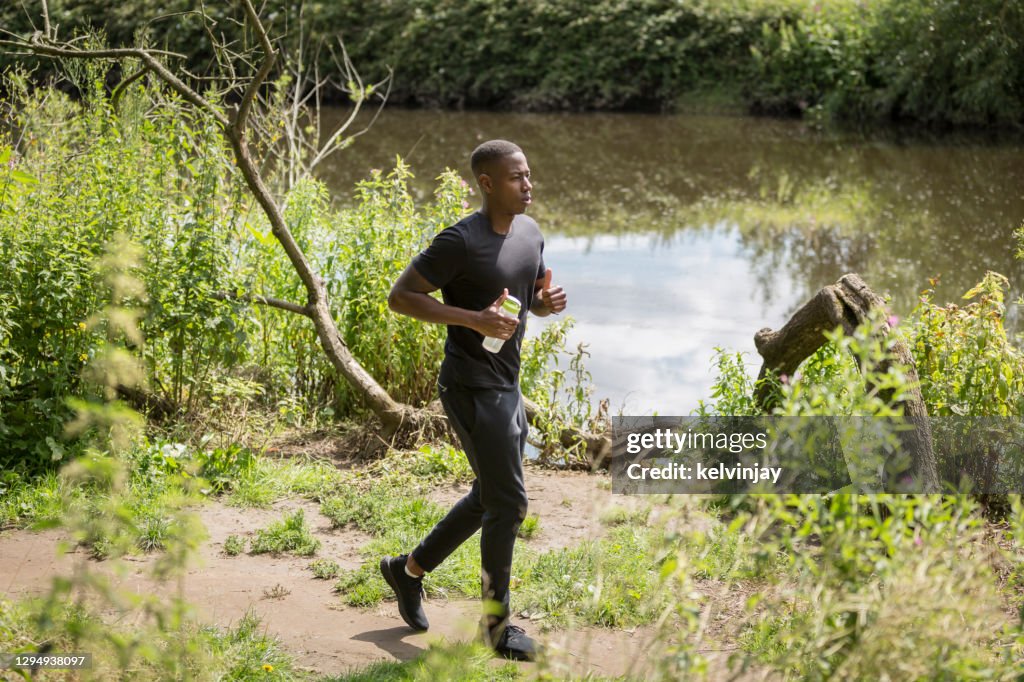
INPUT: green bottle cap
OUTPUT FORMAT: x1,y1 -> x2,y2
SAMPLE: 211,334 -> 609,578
501,294 -> 521,316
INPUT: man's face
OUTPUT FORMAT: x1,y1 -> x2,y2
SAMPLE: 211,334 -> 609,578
482,152 -> 533,214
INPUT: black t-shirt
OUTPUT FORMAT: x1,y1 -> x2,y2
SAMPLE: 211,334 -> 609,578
412,211 -> 545,390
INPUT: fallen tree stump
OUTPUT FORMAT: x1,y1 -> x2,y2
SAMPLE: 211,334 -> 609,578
754,273 -> 939,492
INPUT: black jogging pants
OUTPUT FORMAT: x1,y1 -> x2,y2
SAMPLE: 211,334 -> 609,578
411,381 -> 529,618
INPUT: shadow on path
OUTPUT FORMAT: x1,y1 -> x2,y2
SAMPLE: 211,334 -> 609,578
351,626 -> 425,660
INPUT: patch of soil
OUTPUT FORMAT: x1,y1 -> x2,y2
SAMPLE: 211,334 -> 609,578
0,469 -> 755,679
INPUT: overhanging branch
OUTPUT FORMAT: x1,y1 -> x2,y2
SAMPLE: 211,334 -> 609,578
212,291 -> 311,318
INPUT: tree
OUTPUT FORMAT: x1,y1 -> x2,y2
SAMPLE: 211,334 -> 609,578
3,0 -> 415,435
4,0 -> 610,461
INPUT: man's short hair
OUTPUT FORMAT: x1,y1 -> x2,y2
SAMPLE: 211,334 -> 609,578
470,140 -> 522,178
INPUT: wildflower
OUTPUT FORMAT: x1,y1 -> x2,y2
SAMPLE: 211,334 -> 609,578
780,374 -> 789,385
79,353 -> 88,363
462,200 -> 470,210
262,664 -> 274,672
887,315 -> 899,328
78,322 -> 87,330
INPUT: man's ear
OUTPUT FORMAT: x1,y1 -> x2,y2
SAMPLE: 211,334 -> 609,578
478,173 -> 493,194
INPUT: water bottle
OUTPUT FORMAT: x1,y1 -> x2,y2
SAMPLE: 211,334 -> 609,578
482,294 -> 522,353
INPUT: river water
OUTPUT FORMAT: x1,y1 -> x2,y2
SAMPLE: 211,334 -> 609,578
319,109 -> 1024,414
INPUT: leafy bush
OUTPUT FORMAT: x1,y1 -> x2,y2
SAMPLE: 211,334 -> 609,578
521,317 -> 604,466
0,72 -> 249,469
912,272 -> 1024,417
5,0 -> 1021,125
332,162 -> 464,406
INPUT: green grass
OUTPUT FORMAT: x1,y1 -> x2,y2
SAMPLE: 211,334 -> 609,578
737,612 -> 797,665
0,598 -> 301,680
0,470 -> 71,529
224,534 -> 246,556
135,510 -> 172,552
228,456 -> 346,508
309,559 -> 340,580
326,478 -> 771,631
321,485 -> 445,536
684,523 -> 782,581
514,526 -> 668,629
598,505 -> 650,527
406,444 -> 475,483
202,611 -> 299,681
250,509 -> 321,557
517,514 -> 540,539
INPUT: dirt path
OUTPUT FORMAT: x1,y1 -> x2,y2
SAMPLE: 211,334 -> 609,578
0,467 -> 750,680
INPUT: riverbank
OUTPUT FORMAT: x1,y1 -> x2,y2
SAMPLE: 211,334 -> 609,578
3,0 -> 1022,129
2,431 -> 1020,680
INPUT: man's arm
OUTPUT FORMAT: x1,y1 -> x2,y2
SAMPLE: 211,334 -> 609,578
388,264 -> 519,339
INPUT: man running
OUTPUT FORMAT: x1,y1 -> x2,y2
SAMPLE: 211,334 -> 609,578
382,139 -> 567,661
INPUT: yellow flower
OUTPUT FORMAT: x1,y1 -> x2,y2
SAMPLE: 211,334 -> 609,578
79,353 -> 88,362
262,664 -> 274,673
78,322 -> 87,330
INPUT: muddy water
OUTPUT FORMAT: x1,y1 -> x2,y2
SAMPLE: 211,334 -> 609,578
319,109 -> 1024,413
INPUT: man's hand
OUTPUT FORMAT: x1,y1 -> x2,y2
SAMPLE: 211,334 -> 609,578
536,268 -> 567,315
474,288 -> 520,339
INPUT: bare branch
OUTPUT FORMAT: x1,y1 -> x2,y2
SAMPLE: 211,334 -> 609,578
211,291 -> 311,318
40,0 -> 51,40
13,1 -> 39,35
5,35 -> 230,127
110,65 -> 149,109
309,68 -> 391,172
235,0 -> 277,128
0,35 -> 189,61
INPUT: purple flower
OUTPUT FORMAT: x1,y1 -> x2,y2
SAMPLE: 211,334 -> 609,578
462,200 -> 470,210
780,374 -> 789,385
887,315 -> 899,328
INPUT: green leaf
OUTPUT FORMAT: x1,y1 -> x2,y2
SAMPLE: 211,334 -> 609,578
10,170 -> 38,185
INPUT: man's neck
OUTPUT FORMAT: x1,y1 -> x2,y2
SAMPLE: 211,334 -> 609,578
480,204 -> 514,235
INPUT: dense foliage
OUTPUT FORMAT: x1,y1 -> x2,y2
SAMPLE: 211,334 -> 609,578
0,68 -> 597,472
3,0 -> 1023,126
701,270 -> 1024,420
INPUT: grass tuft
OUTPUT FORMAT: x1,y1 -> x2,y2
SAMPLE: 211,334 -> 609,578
250,509 -> 321,556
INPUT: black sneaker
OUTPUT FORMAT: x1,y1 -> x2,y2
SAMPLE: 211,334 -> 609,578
379,555 -> 429,631
490,623 -> 540,662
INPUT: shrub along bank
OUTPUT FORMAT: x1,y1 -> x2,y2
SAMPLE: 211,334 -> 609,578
3,0 -> 1023,126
